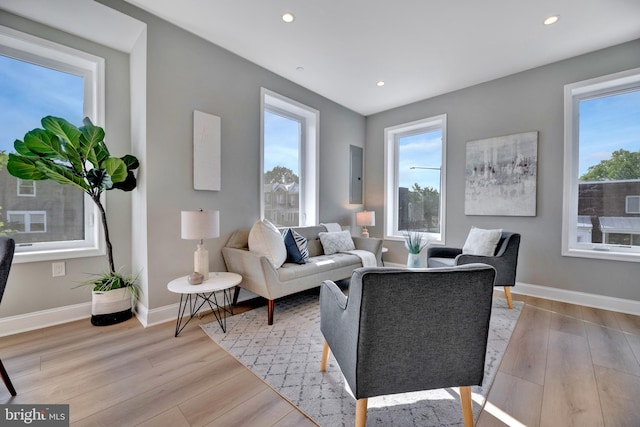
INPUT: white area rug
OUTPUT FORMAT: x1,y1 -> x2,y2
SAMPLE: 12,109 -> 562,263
202,290 -> 523,427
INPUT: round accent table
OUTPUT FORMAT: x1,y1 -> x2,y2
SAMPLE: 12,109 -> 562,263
167,272 -> 242,336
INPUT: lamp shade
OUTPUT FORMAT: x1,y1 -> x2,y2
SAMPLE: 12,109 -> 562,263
356,211 -> 375,227
181,210 -> 220,240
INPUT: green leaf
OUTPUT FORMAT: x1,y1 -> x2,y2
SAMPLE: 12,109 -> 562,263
102,157 -> 127,183
23,129 -> 64,160
6,154 -> 48,180
87,168 -> 112,190
37,159 -> 90,191
78,123 -> 105,164
41,116 -> 81,148
111,170 -> 137,191
91,140 -> 111,167
13,140 -> 35,156
120,154 -> 139,171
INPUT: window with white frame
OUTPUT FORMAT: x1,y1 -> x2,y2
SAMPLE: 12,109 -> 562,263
16,179 -> 36,197
261,88 -> 318,227
563,67 -> 640,261
7,211 -> 46,233
0,25 -> 105,262
384,115 -> 447,242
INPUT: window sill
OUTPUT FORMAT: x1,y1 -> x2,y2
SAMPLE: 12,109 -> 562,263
562,246 -> 640,263
13,245 -> 105,264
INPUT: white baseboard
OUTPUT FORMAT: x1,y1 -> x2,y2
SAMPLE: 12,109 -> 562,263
135,287 -> 257,328
0,302 -> 92,337
511,282 -> 640,316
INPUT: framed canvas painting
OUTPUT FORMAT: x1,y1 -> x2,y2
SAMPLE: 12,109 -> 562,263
465,131 -> 538,216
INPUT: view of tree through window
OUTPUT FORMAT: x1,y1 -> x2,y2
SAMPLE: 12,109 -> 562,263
263,109 -> 301,227
576,88 -> 640,247
0,54 -> 85,243
397,129 -> 442,233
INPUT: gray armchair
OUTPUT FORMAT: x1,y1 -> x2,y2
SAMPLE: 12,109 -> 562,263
427,232 -> 520,308
319,264 -> 496,427
0,237 -> 16,396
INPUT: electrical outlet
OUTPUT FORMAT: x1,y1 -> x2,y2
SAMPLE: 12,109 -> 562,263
52,262 -> 66,277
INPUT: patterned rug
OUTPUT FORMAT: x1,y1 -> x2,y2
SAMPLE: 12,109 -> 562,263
202,289 -> 523,427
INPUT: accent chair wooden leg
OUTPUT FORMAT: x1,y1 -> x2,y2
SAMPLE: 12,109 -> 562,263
355,398 -> 368,427
232,286 -> 241,306
504,286 -> 513,309
460,386 -> 473,427
267,299 -> 275,325
320,340 -> 330,372
0,359 -> 16,396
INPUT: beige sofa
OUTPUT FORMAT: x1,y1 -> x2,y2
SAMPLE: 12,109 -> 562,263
222,225 -> 383,324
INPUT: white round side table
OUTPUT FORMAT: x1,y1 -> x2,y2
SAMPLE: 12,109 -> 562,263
167,272 -> 242,336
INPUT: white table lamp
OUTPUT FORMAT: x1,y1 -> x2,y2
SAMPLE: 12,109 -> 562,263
181,209 -> 219,280
356,211 -> 375,238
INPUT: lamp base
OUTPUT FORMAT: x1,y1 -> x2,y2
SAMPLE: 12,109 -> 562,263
361,227 -> 369,238
194,244 -> 209,280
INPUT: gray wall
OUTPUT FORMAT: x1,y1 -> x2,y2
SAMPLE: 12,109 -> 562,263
0,11 -> 132,317
366,39 -> 640,301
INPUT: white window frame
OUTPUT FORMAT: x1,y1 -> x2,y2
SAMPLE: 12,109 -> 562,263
6,211 -> 47,233
562,67 -> 640,262
626,196 -> 640,214
16,179 -> 36,197
0,25 -> 106,263
260,88 -> 319,226
384,115 -> 447,243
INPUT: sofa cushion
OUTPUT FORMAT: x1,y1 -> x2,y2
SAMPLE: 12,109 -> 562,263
278,253 -> 361,282
248,219 -> 287,268
427,257 -> 456,268
462,226 -> 502,256
283,228 -> 309,264
319,230 -> 355,255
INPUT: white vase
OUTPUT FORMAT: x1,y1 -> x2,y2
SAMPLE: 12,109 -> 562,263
407,253 -> 421,268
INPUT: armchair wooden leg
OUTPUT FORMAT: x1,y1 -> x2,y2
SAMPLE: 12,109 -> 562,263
320,340 -> 330,372
460,386 -> 473,427
0,359 -> 16,396
355,398 -> 368,427
267,299 -> 275,325
504,286 -> 513,309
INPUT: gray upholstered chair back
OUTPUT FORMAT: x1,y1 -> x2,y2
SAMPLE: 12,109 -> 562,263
320,264 -> 496,400
0,237 -> 15,303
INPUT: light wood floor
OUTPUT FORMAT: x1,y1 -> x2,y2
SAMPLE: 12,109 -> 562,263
0,293 -> 638,426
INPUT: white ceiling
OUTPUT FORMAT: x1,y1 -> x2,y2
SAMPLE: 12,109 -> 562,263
3,1 -> 639,116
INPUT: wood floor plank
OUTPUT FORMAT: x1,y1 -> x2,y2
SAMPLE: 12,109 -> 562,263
549,300 -> 584,320
179,369 -> 269,426
271,408 -> 319,427
477,371 -> 542,427
540,330 -> 603,427
594,365 -> 640,427
71,357 -> 248,426
135,407 -> 191,427
549,311 -> 586,337
585,322 -> 640,377
499,305 -> 550,385
615,312 -> 640,336
581,306 -> 621,330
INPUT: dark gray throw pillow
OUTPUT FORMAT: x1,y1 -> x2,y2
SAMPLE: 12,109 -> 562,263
283,228 -> 309,264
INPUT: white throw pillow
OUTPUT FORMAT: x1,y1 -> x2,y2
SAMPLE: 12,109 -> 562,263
462,226 -> 503,256
248,219 -> 287,268
318,230 -> 355,255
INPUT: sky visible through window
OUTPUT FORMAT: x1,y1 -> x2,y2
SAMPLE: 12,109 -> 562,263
263,110 -> 299,177
578,89 -> 640,178
398,130 -> 442,190
0,55 -> 83,154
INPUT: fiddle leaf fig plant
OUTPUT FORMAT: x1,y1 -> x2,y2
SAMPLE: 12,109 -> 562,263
7,116 -> 139,279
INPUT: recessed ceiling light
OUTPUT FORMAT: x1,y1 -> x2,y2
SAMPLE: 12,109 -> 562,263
376,81 -> 385,87
544,15 -> 559,25
282,12 -> 295,23
296,66 -> 304,72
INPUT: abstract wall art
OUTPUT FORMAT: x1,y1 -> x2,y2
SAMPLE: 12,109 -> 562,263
465,131 -> 538,216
